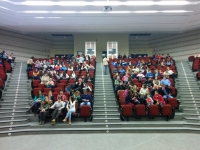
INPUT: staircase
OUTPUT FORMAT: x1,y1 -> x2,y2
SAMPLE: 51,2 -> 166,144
176,61 -> 200,124
0,62 -> 30,135
93,62 -> 120,123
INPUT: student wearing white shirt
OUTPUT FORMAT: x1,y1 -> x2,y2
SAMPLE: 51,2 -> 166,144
62,97 -> 76,124
137,71 -> 145,81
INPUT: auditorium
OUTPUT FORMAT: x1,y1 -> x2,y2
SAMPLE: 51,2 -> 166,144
0,0 -> 200,149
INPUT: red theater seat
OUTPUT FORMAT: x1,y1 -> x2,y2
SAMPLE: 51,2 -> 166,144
148,105 -> 160,119
80,105 -> 92,122
162,104 -> 174,121
134,104 -> 146,119
120,105 -> 133,121
168,98 -> 179,110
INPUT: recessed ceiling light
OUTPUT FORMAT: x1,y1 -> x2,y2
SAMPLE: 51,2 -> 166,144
0,6 -> 9,10
34,17 -> 62,19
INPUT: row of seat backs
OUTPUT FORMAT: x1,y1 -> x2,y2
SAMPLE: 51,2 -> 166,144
121,104 -> 174,119
32,80 -> 94,89
28,70 -> 95,79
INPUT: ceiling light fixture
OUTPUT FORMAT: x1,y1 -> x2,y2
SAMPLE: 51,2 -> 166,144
23,10 -> 193,14
4,1 -> 200,6
34,17 -> 62,19
0,6 -> 9,10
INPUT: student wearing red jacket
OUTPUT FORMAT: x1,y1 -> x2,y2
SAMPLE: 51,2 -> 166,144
153,91 -> 166,107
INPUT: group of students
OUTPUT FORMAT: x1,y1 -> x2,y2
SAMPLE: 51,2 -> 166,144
113,54 -> 175,108
0,50 -> 15,64
29,55 -> 96,125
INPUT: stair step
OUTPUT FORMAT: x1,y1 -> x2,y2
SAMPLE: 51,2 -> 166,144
0,119 -> 29,126
0,107 -> 29,112
0,115 -> 29,120
0,124 -> 30,131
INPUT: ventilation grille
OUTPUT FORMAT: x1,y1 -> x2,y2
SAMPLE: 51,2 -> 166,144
51,34 -> 73,36
130,34 -> 151,36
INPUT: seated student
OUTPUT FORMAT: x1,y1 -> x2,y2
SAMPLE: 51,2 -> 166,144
57,90 -> 68,105
70,71 -> 76,79
112,61 -> 117,67
59,72 -> 69,80
88,64 -> 95,70
147,60 -> 152,67
121,60 -> 128,67
127,53 -> 132,59
131,85 -> 138,94
153,90 -> 166,107
32,90 -> 45,114
160,76 -> 171,87
118,53 -> 122,59
62,97 -> 76,124
72,90 -> 81,103
68,64 -> 73,71
80,90 -> 92,107
82,82 -> 92,92
144,77 -> 153,87
61,65 -> 67,71
47,91 -> 55,104
114,76 -> 121,92
81,63 -> 89,72
135,60 -> 140,67
39,96 -> 50,125
153,76 -> 160,86
116,81 -> 126,93
150,85 -> 159,97
130,71 -> 137,79
140,60 -> 146,66
32,68 -> 40,80
46,78 -> 55,88
166,59 -> 173,66
128,61 -> 133,66
137,71 -> 145,81
122,73 -> 129,84
117,60 -> 122,66
159,84 -> 173,100
85,73 -> 94,83
161,59 -> 166,67
126,66 -> 132,73
154,69 -> 161,78
41,73 -> 50,85
132,66 -> 139,73
139,84 -> 148,100
54,64 -> 60,72
50,97 -> 65,124
27,57 -> 34,69
145,70 -> 154,79
118,68 -> 126,75
166,67 -> 175,79
146,94 -> 154,107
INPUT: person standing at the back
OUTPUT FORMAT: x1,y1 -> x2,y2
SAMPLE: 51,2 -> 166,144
103,57 -> 109,75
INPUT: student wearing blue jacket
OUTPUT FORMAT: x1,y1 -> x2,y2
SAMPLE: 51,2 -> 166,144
80,90 -> 92,107
145,71 -> 154,79
61,65 -> 67,71
118,68 -> 126,75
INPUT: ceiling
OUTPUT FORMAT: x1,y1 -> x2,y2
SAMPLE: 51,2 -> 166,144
0,0 -> 200,34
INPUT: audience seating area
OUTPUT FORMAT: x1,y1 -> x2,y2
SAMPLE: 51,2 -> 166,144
109,54 -> 178,121
27,55 -> 96,124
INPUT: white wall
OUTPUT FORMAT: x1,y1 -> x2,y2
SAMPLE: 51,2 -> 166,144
49,36 -> 74,57
74,34 -> 129,62
129,36 -> 153,56
0,29 -> 51,62
150,29 -> 200,60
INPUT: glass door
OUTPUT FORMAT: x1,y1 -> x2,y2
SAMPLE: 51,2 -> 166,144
107,41 -> 118,59
85,42 -> 96,56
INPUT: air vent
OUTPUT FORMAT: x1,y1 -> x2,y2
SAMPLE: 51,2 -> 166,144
130,34 -> 151,36
51,34 -> 73,36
